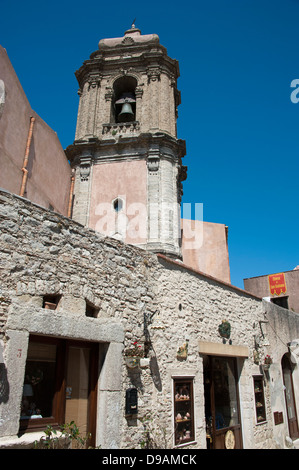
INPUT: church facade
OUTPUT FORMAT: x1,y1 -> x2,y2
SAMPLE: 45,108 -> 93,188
0,27 -> 299,449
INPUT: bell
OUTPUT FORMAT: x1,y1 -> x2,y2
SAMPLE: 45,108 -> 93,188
118,100 -> 134,122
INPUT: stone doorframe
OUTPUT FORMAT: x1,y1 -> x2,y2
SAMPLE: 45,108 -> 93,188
0,305 -> 124,448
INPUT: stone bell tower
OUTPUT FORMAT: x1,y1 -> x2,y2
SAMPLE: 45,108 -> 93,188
66,24 -> 187,258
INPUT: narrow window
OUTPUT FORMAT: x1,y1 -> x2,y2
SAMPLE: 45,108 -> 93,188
85,300 -> 99,318
173,377 -> 195,445
113,198 -> 123,212
42,294 -> 61,310
253,376 -> 266,423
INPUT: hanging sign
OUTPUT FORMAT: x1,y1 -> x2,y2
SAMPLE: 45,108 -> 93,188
268,273 -> 287,296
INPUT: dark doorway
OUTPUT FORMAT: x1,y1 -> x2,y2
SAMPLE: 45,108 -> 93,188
282,354 -> 299,440
204,355 -> 243,449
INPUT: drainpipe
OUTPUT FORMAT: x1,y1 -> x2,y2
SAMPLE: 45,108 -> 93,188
67,170 -> 75,218
20,116 -> 35,197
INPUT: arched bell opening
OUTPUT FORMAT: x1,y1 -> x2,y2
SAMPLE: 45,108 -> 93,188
111,76 -> 137,123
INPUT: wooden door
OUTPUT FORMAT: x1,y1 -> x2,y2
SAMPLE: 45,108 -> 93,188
282,355 -> 299,440
65,341 -> 98,447
204,356 -> 243,449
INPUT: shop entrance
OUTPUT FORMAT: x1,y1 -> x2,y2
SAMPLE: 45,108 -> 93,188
20,336 -> 99,447
282,354 -> 299,440
204,355 -> 243,449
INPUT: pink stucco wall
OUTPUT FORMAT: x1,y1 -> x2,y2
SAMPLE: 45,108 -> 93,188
89,159 -> 148,245
0,46 -> 71,215
181,219 -> 231,284
244,269 -> 299,313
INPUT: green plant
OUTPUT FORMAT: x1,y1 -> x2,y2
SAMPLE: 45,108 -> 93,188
138,413 -> 172,449
34,421 -> 92,449
61,421 -> 91,448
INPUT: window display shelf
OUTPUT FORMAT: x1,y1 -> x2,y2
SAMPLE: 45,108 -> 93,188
173,378 -> 194,445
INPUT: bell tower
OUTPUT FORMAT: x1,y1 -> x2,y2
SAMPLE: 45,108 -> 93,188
66,25 -> 187,258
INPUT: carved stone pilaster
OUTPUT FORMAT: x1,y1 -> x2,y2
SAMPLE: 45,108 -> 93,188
147,145 -> 161,174
147,157 -> 159,173
88,74 -> 102,90
147,66 -> 161,82
105,87 -> 113,102
135,86 -> 143,99
79,156 -> 92,182
177,165 -> 187,203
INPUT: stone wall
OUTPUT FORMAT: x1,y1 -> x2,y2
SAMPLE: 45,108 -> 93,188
1,189 -> 298,449
0,189 -> 157,446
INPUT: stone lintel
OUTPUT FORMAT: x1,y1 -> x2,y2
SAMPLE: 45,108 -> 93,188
6,306 -> 124,344
198,340 -> 249,358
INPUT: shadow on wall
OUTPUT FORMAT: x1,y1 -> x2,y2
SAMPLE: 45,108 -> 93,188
150,356 -> 162,392
0,364 -> 9,404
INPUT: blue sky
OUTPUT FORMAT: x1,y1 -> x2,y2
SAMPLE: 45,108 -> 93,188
1,0 -> 299,289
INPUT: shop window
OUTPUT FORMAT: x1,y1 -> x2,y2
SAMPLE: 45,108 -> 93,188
20,335 -> 99,446
253,376 -> 266,423
20,336 -> 61,428
173,378 -> 195,445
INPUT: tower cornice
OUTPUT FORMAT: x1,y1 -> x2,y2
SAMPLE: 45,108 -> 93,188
65,132 -> 186,166
75,52 -> 179,90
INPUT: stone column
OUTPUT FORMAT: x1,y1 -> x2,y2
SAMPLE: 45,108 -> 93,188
72,154 -> 93,227
159,158 -> 181,254
160,74 -> 170,134
169,75 -> 177,137
86,75 -> 101,138
147,146 -> 160,246
77,81 -> 89,140
97,342 -> 123,448
0,329 -> 29,438
75,88 -> 83,140
135,86 -> 143,123
147,66 -> 161,131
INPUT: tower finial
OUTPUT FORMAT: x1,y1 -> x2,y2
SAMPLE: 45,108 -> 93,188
131,18 -> 136,29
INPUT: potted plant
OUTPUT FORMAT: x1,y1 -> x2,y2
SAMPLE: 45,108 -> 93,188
263,355 -> 272,370
124,341 -> 144,368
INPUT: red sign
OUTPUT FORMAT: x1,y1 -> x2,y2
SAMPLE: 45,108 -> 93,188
268,273 -> 287,296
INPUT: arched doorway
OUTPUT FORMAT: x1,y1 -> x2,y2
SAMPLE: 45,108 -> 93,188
282,354 -> 299,440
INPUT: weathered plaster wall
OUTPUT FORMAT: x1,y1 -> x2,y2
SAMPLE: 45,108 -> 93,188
244,270 -> 299,314
89,159 -> 148,245
0,46 -> 71,215
181,219 -> 231,284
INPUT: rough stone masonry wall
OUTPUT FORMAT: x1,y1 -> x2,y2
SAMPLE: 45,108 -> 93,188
0,189 -> 281,448
0,189 -> 159,444
125,256 -> 277,449
0,189 -> 158,333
